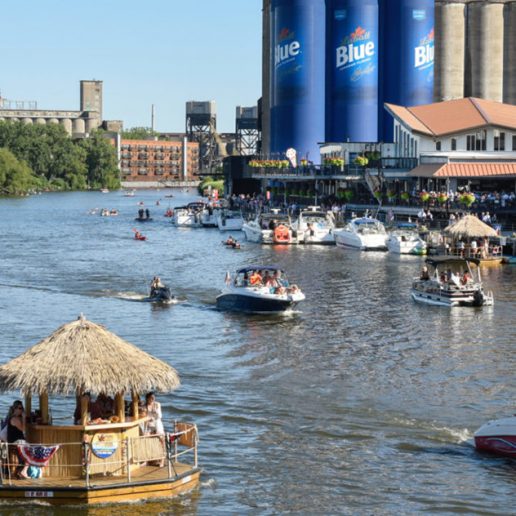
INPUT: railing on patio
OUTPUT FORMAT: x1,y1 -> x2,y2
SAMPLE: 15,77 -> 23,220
0,421 -> 198,488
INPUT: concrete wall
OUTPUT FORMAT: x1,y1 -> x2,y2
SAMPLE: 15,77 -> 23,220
504,2 -> 516,104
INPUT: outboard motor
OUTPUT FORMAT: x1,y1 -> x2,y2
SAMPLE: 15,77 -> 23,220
472,290 -> 484,307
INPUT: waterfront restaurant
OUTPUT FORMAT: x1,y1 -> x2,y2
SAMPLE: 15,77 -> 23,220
0,315 -> 199,505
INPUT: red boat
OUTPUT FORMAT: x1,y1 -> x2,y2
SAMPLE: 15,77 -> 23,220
474,416 -> 516,457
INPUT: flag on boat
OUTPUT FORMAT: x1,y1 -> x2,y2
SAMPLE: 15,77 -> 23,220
17,444 -> 60,466
225,271 -> 231,285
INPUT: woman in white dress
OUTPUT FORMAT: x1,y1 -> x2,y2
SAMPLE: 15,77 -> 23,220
145,392 -> 164,435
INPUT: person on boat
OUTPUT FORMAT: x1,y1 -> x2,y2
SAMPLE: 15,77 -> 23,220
461,270 -> 472,285
145,392 -> 164,436
138,208 -> 144,219
150,276 -> 164,295
249,270 -> 263,286
7,401 -> 29,479
145,209 -> 150,219
420,266 -> 430,281
225,235 -> 235,246
134,231 -> 144,240
470,239 -> 478,257
74,393 -> 103,424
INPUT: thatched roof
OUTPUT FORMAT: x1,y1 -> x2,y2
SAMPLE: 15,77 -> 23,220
444,215 -> 498,239
0,315 -> 180,396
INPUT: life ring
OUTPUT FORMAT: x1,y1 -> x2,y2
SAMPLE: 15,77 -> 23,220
273,224 -> 290,243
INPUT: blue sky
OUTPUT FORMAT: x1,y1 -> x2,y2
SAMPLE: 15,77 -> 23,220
1,0 -> 263,133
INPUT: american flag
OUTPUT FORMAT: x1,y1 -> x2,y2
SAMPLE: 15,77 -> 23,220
17,444 -> 60,467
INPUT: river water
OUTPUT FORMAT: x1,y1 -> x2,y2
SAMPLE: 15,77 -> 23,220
0,191 -> 514,515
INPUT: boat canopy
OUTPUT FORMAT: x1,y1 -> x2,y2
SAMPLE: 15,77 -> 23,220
425,256 -> 481,267
353,218 -> 380,225
236,265 -> 283,274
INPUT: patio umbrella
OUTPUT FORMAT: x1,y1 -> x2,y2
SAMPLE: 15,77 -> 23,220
444,215 -> 498,239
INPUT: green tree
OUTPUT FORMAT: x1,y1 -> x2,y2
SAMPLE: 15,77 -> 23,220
79,131 -> 120,189
122,127 -> 158,140
0,148 -> 37,195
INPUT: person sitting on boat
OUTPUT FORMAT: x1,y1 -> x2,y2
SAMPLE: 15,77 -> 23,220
420,266 -> 430,281
7,401 -> 29,479
225,235 -> 235,246
249,270 -> 263,286
134,231 -> 144,240
150,276 -> 164,295
461,270 -> 472,285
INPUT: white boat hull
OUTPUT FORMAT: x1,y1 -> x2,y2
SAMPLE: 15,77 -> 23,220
334,231 -> 387,251
386,236 -> 427,255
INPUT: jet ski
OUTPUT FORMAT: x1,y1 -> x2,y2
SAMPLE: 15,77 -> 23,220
145,285 -> 175,303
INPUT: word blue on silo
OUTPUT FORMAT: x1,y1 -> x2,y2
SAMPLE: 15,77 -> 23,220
326,0 -> 379,143
380,0 -> 434,141
270,0 -> 326,162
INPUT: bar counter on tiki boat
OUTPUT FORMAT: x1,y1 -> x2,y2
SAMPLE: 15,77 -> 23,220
0,315 -> 200,505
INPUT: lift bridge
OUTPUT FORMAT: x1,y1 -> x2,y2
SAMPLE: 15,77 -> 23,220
186,101 -> 260,176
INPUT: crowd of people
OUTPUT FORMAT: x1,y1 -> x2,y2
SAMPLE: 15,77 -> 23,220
236,269 -> 299,296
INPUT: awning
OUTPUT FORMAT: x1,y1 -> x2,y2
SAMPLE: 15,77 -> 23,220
409,162 -> 516,178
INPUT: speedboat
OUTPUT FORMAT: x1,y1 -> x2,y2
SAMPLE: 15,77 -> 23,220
386,222 -> 427,255
171,202 -> 205,227
216,266 -> 305,313
216,209 -> 244,232
292,206 -> 335,245
145,285 -> 176,304
334,217 -> 387,251
474,416 -> 516,457
242,211 -> 298,244
201,202 -> 221,227
411,256 -> 494,307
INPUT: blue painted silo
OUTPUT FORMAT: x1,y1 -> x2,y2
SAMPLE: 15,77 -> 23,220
326,0 -> 379,143
380,0 -> 434,142
270,0 -> 326,163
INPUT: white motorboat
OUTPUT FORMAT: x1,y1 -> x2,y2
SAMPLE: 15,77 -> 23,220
292,206 -> 335,245
200,202 -> 221,227
411,256 -> 494,307
216,266 -> 305,313
171,202 -> 205,227
242,211 -> 298,244
474,416 -> 516,457
216,209 -> 244,232
334,217 -> 387,251
386,222 -> 427,255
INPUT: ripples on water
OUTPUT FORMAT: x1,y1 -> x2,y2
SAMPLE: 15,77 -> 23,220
0,192 -> 515,515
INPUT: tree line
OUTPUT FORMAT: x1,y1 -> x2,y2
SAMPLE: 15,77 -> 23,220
0,122 -> 120,195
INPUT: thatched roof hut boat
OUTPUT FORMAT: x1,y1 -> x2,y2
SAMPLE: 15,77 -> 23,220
441,215 -> 502,264
0,314 -> 180,397
0,315 -> 200,505
444,215 -> 498,239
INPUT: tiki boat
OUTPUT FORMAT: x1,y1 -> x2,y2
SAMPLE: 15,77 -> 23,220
0,315 -> 200,505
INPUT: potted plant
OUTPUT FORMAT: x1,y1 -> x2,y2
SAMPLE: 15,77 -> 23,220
460,192 -> 476,208
374,190 -> 382,201
437,192 -> 448,204
419,191 -> 430,202
354,155 -> 369,167
400,191 -> 410,203
387,190 -> 397,202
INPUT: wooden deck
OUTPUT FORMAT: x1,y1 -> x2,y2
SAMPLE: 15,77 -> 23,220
0,462 -> 200,505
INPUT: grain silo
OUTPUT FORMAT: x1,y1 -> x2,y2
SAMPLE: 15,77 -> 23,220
434,1 -> 466,101
270,0 -> 326,161
465,0 -> 504,101
503,1 -> 516,104
326,0 -> 379,143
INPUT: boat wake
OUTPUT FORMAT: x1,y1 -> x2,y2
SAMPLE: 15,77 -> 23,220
114,292 -> 180,304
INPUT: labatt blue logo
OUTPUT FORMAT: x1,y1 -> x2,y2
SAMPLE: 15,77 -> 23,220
336,26 -> 375,69
414,28 -> 434,69
275,27 -> 300,67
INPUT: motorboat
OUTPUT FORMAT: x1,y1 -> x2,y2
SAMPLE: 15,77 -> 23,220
411,256 -> 494,307
123,189 -> 135,197
201,202 -> 221,227
242,211 -> 299,244
386,222 -> 427,255
216,209 -> 244,232
216,266 -> 305,313
145,285 -> 176,304
171,202 -> 205,227
474,416 -> 516,457
334,217 -> 387,251
292,206 -> 335,245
